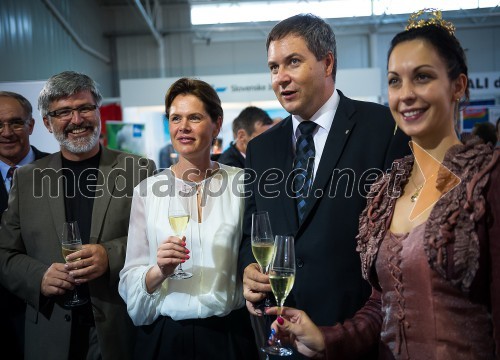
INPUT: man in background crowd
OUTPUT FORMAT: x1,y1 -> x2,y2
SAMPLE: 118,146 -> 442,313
218,106 -> 274,168
0,91 -> 49,359
471,121 -> 497,145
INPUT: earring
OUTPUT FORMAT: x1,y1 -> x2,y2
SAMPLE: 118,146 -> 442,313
393,123 -> 398,135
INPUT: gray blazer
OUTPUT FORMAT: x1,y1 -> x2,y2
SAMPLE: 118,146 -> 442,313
0,147 -> 156,360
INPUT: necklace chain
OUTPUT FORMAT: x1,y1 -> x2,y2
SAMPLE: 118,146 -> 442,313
409,169 -> 440,203
410,177 -> 424,203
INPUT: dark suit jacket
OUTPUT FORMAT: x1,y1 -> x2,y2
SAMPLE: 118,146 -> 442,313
0,147 -> 156,360
239,90 -> 410,356
218,142 -> 245,168
0,145 -> 49,359
0,146 -> 49,219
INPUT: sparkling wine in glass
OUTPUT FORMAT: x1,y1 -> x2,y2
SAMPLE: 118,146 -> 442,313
262,235 -> 295,357
168,191 -> 192,279
61,221 -> 88,308
251,211 -> 274,274
251,211 -> 274,309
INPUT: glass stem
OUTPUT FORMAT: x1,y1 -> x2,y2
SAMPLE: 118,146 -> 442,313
177,232 -> 184,273
73,286 -> 80,301
275,306 -> 283,349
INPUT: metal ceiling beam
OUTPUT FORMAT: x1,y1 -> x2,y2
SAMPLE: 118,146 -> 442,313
42,0 -> 111,63
133,0 -> 166,77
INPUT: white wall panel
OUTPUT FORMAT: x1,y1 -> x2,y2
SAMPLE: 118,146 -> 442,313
458,27 -> 497,71
336,34 -> 370,70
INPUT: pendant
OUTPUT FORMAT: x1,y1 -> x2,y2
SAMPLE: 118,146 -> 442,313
410,185 -> 423,202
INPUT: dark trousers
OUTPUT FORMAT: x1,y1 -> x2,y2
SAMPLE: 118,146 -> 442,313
0,285 -> 25,360
69,303 -> 101,360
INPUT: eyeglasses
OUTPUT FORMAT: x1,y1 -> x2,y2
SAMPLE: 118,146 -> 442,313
0,120 -> 29,132
47,104 -> 98,120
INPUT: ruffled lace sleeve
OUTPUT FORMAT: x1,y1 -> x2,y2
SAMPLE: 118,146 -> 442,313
424,139 -> 499,292
357,156 -> 413,282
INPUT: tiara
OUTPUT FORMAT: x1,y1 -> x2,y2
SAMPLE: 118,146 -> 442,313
405,8 -> 456,36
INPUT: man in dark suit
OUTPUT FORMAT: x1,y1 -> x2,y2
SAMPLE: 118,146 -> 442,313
0,91 -> 49,359
218,106 -> 274,168
0,72 -> 156,360
239,14 -> 410,358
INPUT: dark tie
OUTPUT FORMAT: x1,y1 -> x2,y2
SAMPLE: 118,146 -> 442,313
6,166 -> 17,190
293,121 -> 317,222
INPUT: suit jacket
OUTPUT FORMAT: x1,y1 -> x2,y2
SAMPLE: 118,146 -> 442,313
239,90 -> 410,357
0,145 -> 49,359
0,147 -> 156,360
218,142 -> 245,168
0,146 -> 49,219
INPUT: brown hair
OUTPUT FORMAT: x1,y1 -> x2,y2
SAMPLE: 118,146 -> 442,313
165,78 -> 223,123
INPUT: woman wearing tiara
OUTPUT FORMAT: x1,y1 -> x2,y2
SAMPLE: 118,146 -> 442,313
266,9 -> 499,359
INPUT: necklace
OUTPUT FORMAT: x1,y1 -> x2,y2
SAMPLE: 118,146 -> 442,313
410,179 -> 424,203
409,169 -> 440,203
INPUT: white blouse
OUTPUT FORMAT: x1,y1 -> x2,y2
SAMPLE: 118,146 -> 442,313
119,164 -> 246,326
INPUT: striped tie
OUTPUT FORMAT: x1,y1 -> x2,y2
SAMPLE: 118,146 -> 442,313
6,166 -> 17,190
293,121 -> 317,222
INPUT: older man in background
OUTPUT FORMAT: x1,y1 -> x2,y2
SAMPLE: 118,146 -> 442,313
0,91 -> 49,359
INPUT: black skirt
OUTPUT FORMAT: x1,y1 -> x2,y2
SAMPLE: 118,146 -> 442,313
134,306 -> 259,360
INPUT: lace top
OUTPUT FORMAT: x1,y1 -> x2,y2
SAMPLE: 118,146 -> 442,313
356,139 -> 499,359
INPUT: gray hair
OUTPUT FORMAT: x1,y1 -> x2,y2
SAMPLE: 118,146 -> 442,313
0,91 -> 33,119
266,13 -> 337,81
38,71 -> 102,117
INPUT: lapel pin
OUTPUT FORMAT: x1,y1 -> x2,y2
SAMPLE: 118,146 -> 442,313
345,130 -> 350,134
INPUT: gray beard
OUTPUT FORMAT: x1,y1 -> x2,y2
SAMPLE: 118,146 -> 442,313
54,125 -> 101,154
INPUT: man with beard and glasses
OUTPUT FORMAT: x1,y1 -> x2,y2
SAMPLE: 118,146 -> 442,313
0,71 -> 156,360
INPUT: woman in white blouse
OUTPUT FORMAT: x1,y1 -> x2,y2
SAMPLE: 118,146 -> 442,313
119,78 -> 257,359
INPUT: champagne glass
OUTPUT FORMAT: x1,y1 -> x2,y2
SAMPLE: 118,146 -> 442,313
251,211 -> 274,274
251,211 -> 274,309
61,221 -> 88,307
168,191 -> 192,279
262,235 -> 295,356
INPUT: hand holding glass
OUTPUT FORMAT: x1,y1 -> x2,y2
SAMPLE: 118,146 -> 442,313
168,193 -> 192,279
262,235 -> 295,356
61,221 -> 88,307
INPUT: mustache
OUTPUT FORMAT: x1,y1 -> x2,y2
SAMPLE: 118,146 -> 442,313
64,122 -> 95,133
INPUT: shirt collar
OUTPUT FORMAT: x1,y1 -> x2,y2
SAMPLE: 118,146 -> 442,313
0,146 -> 35,181
292,89 -> 340,137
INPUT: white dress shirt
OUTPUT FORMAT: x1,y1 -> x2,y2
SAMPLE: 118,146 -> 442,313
292,89 -> 340,179
119,164 -> 245,326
